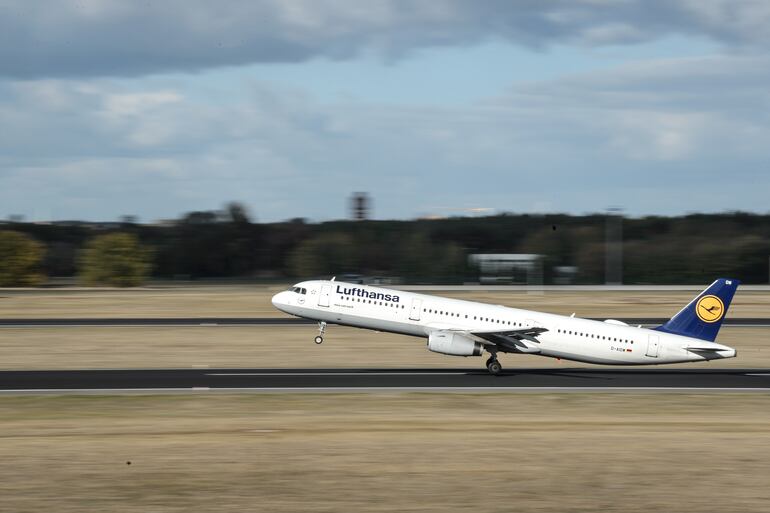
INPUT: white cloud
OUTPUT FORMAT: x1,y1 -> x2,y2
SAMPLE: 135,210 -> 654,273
1,50 -> 769,221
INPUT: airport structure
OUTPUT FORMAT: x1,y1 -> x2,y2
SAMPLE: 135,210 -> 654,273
468,253 -> 543,285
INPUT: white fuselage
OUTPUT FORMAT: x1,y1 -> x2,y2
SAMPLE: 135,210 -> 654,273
271,281 -> 736,365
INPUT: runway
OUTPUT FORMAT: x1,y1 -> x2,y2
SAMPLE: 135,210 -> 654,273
2,317 -> 770,327
2,368 -> 770,392
0,317 -> 313,327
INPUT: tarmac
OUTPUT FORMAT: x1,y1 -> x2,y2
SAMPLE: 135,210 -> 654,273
2,367 -> 770,393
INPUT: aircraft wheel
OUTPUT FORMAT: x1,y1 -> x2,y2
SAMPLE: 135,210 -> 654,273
485,356 -> 495,368
487,359 -> 502,376
314,335 -> 324,344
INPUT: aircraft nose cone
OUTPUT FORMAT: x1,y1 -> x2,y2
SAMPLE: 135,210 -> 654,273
271,291 -> 294,313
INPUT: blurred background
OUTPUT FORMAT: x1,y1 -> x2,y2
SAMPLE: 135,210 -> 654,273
2,197 -> 769,286
2,2 -> 770,290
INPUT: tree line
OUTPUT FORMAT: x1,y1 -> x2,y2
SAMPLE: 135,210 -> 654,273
1,205 -> 769,286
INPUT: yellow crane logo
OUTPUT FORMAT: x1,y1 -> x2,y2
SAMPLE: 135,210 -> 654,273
696,295 -> 724,323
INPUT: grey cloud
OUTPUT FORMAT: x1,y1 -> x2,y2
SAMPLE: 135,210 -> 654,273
1,51 -> 769,221
486,56 -> 770,165
2,0 -> 770,78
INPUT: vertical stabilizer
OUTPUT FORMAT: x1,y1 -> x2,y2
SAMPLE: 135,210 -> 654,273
654,278 -> 739,342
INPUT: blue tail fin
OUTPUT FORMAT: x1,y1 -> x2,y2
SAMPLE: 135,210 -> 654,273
654,278 -> 740,341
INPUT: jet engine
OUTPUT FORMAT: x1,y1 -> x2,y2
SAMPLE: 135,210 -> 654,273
427,331 -> 484,356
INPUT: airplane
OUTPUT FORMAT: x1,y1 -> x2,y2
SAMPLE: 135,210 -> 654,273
271,277 -> 739,374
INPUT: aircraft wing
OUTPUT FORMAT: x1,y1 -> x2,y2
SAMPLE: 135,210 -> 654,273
469,327 -> 549,354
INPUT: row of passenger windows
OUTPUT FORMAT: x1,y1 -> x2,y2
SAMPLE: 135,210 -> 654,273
338,298 -> 633,344
340,295 -> 406,309
556,328 -> 633,344
421,307 -> 633,343
423,308 -> 525,326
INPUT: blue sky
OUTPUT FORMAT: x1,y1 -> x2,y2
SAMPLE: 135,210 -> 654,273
0,1 -> 768,222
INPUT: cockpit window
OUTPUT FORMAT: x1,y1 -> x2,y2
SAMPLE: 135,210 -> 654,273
290,286 -> 307,295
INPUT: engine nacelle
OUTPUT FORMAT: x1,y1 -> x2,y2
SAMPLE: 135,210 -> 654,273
427,332 -> 484,357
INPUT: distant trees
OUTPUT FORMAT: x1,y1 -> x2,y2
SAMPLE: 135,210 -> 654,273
286,229 -> 468,282
289,232 -> 358,277
0,231 -> 45,286
396,232 -> 466,283
3,209 -> 770,284
154,202 -> 263,278
79,233 -> 153,287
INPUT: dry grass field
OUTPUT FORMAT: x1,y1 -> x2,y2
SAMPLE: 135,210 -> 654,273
0,325 -> 768,370
1,288 -> 768,512
1,393 -> 769,513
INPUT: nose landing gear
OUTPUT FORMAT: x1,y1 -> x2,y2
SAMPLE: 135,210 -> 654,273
314,321 -> 327,344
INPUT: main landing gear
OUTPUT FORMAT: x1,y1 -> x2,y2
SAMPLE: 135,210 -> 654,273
485,355 -> 502,375
314,321 -> 327,344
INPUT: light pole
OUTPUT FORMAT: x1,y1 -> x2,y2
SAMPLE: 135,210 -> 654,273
605,207 -> 623,285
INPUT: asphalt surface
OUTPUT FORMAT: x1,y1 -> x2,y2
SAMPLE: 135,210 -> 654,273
0,317 -> 313,326
2,317 -> 770,327
2,368 -> 770,392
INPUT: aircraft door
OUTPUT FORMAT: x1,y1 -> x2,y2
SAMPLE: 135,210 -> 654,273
409,298 -> 422,321
318,284 -> 331,307
646,334 -> 659,357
